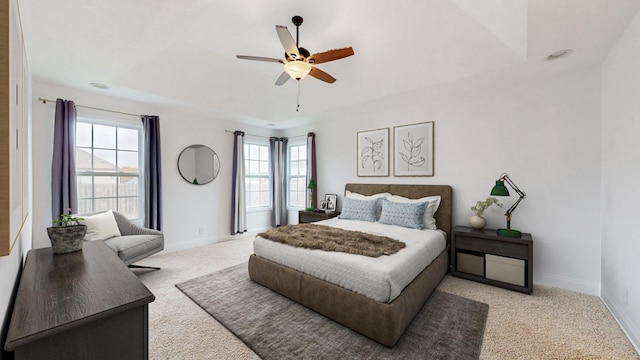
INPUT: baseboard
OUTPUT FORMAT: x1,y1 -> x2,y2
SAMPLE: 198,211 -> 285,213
162,237 -> 220,253
534,271 -> 600,296
522,272 -> 638,354
162,230 -> 264,254
602,294 -> 640,355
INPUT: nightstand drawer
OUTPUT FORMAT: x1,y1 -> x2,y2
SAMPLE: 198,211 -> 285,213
457,252 -> 484,277
486,254 -> 525,287
456,236 -> 528,260
299,212 -> 322,223
298,211 -> 340,224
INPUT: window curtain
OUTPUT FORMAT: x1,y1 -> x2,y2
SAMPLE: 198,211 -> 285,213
231,131 -> 247,235
269,137 -> 288,227
51,98 -> 78,220
142,115 -> 162,230
306,132 -> 317,209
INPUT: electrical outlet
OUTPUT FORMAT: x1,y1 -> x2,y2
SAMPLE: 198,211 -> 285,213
623,287 -> 628,306
198,227 -> 204,235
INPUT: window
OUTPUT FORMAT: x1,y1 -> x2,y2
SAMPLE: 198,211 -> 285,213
76,119 -> 142,220
244,143 -> 270,208
288,144 -> 307,208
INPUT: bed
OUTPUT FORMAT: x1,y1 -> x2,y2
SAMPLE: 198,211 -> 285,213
248,183 -> 452,347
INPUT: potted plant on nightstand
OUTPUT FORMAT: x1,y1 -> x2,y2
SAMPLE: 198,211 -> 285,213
469,197 -> 502,230
46,210 -> 86,254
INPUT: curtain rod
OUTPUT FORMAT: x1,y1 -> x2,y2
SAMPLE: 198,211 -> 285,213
224,129 -> 307,139
38,97 -> 142,118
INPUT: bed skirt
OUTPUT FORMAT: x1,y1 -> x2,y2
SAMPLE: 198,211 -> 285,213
247,247 -> 449,347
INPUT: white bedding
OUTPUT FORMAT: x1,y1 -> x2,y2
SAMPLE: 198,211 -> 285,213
253,217 -> 446,303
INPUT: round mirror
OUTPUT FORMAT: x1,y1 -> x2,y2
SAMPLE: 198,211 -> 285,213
178,145 -> 220,185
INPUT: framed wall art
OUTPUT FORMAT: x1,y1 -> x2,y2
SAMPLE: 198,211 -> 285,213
393,121 -> 434,177
357,128 -> 389,177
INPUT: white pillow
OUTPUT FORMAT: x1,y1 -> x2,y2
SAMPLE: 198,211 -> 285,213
345,190 -> 389,200
78,211 -> 122,241
345,191 -> 389,219
385,194 -> 442,230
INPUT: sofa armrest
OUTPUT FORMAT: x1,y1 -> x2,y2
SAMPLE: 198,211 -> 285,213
128,223 -> 163,237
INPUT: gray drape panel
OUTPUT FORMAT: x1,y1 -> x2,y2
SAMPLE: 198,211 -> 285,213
269,137 -> 288,227
306,132 -> 317,209
231,131 -> 247,234
142,115 -> 162,230
51,98 -> 78,220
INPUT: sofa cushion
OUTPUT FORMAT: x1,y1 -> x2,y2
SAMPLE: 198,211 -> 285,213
78,210 -> 122,241
104,235 -> 163,264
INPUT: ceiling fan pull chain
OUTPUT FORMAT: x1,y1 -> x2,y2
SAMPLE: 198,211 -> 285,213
297,81 -> 301,112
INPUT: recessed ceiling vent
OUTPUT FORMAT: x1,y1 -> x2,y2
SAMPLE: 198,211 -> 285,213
89,82 -> 109,89
546,49 -> 573,61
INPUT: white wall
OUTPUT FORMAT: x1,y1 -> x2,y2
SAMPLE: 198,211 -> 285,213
601,11 -> 640,351
287,66 -> 603,295
31,81 -> 274,253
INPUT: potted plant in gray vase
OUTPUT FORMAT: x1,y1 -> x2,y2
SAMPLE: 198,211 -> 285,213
47,210 -> 86,254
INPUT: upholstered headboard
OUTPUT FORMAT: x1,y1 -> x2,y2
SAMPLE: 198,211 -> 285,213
344,183 -> 453,244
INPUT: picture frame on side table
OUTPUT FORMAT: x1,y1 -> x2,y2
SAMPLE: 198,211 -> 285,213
324,194 -> 337,212
357,128 -> 389,177
393,121 -> 434,177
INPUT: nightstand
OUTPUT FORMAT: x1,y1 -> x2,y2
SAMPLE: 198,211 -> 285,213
298,210 -> 340,224
451,226 -> 533,294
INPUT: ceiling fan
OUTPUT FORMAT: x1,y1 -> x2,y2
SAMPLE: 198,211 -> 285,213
237,15 -> 354,86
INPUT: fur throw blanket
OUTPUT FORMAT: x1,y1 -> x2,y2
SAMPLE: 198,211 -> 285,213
257,224 -> 405,257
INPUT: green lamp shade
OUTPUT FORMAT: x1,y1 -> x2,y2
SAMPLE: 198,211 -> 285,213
490,180 -> 510,196
307,179 -> 317,189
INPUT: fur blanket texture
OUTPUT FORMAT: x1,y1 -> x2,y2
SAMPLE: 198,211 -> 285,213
257,224 -> 405,257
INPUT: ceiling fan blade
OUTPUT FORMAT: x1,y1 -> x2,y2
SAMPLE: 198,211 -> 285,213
275,72 -> 290,86
276,25 -> 300,59
236,55 -> 284,63
309,66 -> 336,84
307,47 -> 354,64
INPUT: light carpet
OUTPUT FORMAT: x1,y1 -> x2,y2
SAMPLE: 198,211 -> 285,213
134,236 -> 640,359
176,263 -> 488,359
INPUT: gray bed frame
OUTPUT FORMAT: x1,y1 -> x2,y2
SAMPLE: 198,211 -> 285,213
248,183 -> 453,347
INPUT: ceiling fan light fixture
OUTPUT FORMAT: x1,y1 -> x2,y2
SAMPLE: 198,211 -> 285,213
284,60 -> 312,80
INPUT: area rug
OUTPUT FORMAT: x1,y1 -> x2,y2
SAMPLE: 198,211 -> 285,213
176,263 -> 488,360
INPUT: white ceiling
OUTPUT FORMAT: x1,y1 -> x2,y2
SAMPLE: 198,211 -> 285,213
18,0 -> 640,129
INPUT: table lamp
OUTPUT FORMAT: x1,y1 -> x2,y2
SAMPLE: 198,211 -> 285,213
490,173 -> 526,237
307,179 -> 317,211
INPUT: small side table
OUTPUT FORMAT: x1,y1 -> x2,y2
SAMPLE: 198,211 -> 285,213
451,225 -> 533,294
298,210 -> 340,224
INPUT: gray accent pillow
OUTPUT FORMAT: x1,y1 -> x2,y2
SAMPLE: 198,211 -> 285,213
338,197 -> 379,222
378,199 -> 429,229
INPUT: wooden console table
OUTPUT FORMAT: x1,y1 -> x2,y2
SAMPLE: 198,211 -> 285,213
4,241 -> 155,359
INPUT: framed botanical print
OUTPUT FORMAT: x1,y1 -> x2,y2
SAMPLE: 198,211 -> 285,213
357,128 -> 389,177
393,121 -> 434,176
